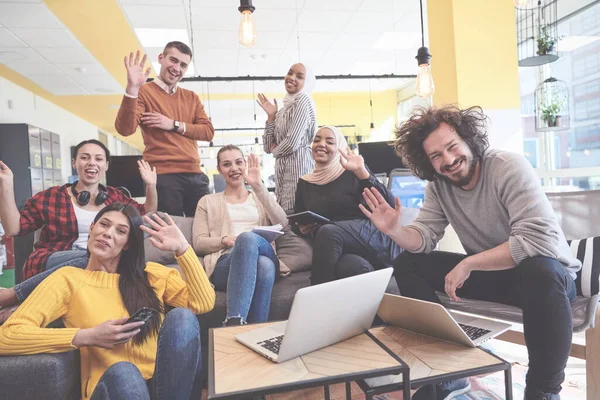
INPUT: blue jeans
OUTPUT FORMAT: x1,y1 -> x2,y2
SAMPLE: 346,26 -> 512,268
394,252 -> 577,394
90,308 -> 202,400
14,250 -> 88,302
211,232 -> 278,324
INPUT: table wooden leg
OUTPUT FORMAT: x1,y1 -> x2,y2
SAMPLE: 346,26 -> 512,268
505,365 -> 513,400
324,385 -> 331,400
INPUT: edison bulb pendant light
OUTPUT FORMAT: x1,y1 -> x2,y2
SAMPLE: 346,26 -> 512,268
415,47 -> 435,98
238,1 -> 256,47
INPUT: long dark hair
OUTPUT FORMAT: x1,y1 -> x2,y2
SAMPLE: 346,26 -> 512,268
394,105 -> 490,181
91,203 -> 163,345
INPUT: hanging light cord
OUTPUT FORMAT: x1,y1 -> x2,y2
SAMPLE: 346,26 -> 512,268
252,81 -> 256,123
206,82 -> 212,121
419,0 -> 425,48
253,81 -> 258,143
369,79 -> 374,124
296,0 -> 301,60
188,0 -> 195,59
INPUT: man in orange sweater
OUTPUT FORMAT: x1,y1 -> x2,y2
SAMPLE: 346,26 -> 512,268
115,41 -> 214,216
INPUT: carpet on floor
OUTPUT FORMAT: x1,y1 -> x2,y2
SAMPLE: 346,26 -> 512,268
261,363 -> 585,400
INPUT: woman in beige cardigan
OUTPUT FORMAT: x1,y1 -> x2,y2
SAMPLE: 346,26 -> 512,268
193,146 -> 289,326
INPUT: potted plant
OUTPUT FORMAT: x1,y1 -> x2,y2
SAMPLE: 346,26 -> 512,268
537,25 -> 560,55
540,96 -> 566,127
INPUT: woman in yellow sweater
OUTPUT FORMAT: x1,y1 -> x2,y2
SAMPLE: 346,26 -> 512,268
0,202 -> 215,400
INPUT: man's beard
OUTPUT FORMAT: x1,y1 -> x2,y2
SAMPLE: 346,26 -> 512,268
436,156 -> 478,188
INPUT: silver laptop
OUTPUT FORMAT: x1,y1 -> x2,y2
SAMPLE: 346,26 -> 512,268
377,294 -> 512,347
235,268 -> 393,363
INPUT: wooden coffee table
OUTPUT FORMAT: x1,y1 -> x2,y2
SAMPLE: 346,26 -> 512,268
357,326 -> 513,399
207,323 -> 410,400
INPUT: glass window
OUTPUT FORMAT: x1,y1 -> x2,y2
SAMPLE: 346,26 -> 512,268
547,176 -> 600,190
521,1 -> 600,175
523,137 -> 539,168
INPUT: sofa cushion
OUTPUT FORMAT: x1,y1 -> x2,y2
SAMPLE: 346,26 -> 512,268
145,215 -> 194,265
0,351 -> 81,400
569,236 -> 600,297
275,226 -> 313,272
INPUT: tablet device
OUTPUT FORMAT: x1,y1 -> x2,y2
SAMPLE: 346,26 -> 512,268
287,211 -> 330,225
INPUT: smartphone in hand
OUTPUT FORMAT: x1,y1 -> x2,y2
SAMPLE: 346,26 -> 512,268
125,307 -> 159,328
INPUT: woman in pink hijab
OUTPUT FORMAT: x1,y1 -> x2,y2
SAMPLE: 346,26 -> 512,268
292,126 -> 404,285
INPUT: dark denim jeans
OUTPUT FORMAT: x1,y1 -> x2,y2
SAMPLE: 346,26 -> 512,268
311,223 -> 388,285
393,251 -> 577,395
90,308 -> 202,400
14,249 -> 89,302
211,232 -> 278,324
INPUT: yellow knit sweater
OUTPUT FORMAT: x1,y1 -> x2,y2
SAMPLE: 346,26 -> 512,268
0,247 -> 215,399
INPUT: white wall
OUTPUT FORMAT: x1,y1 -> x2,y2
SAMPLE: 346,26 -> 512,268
485,109 -> 523,155
0,77 -> 100,181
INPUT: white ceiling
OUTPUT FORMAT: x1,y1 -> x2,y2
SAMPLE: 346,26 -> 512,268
0,0 -> 421,137
0,1 -> 124,95
0,0 -> 421,96
120,0 -> 422,93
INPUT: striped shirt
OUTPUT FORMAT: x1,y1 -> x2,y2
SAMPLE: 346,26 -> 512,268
263,92 -> 317,211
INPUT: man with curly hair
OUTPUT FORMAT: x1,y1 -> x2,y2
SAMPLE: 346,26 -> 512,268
361,105 -> 579,400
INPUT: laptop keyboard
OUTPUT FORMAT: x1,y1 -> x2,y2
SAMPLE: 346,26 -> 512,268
258,335 -> 284,354
458,323 -> 492,341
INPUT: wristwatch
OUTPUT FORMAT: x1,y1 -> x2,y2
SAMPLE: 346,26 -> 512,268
171,120 -> 180,132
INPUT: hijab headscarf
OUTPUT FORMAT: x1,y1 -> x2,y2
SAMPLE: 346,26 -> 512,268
302,126 -> 348,185
282,63 -> 316,110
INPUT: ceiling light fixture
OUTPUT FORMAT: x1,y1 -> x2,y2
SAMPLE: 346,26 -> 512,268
415,0 -> 435,98
0,51 -> 27,62
238,0 -> 257,48
514,0 -> 529,7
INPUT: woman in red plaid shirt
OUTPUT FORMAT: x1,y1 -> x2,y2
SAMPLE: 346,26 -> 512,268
0,140 -> 158,321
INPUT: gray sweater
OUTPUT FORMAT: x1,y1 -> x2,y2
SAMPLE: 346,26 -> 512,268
408,149 -> 581,279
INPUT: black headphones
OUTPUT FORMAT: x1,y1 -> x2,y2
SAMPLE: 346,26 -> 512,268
70,181 -> 108,206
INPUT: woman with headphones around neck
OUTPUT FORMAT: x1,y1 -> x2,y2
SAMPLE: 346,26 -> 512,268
0,139 -> 157,321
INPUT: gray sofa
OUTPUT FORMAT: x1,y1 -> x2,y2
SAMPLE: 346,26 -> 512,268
2,191 -> 597,399
0,216 -> 401,400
